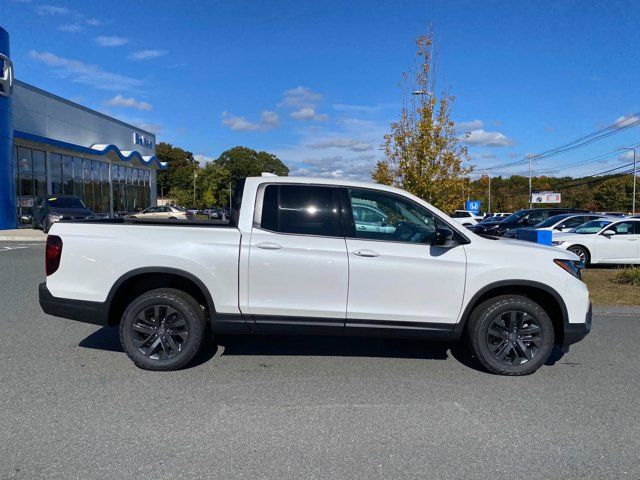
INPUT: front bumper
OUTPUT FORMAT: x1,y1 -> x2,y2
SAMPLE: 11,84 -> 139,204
39,282 -> 108,326
561,303 -> 592,352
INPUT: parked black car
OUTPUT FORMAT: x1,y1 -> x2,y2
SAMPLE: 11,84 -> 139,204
468,208 -> 590,236
502,213 -> 606,238
32,195 -> 94,233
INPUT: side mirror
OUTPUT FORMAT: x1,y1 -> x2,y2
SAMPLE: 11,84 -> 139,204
602,229 -> 616,236
433,227 -> 455,247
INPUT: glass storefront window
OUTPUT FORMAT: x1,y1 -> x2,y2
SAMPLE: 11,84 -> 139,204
62,156 -> 73,178
35,177 -> 47,196
17,148 -> 32,173
63,178 -> 74,195
33,150 -> 47,174
74,157 -> 83,180
19,176 -> 34,196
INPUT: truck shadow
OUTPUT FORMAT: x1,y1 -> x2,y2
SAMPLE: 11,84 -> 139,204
79,327 -> 485,371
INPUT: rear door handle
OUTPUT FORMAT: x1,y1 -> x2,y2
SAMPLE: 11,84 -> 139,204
255,242 -> 283,250
352,249 -> 380,257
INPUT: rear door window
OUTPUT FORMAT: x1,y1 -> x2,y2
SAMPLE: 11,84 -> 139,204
260,184 -> 343,237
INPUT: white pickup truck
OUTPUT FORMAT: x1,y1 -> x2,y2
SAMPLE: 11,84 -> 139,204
39,175 -> 592,375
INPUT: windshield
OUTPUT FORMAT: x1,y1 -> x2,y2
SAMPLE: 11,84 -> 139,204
536,214 -> 569,228
500,210 -> 528,223
571,219 -> 611,234
46,197 -> 86,209
173,206 -> 187,211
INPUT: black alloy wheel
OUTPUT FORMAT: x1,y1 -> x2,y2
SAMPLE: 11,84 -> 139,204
120,288 -> 207,370
467,295 -> 554,375
131,305 -> 189,360
486,310 -> 542,365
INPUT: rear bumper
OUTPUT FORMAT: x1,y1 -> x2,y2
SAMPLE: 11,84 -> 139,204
39,282 -> 108,326
561,303 -> 592,352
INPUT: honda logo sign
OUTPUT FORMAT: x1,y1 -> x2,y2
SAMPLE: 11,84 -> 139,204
0,53 -> 13,97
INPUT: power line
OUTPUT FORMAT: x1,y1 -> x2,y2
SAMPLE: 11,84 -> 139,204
477,114 -> 640,173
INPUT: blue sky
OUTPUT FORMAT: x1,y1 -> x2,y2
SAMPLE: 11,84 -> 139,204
2,0 -> 640,179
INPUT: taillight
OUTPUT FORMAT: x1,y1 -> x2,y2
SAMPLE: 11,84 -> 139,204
45,235 -> 63,276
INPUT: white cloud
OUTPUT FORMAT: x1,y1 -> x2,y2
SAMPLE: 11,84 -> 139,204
221,110 -> 279,132
279,86 -> 323,108
289,154 -> 378,180
332,103 -> 397,114
290,107 -> 328,122
195,154 -> 216,166
128,49 -> 169,61
107,94 -> 152,111
457,119 -> 484,131
95,36 -> 129,47
620,150 -> 636,161
261,110 -> 279,128
35,5 -> 70,15
29,50 -> 143,91
308,137 -> 373,152
85,18 -> 101,26
614,115 -> 640,128
58,23 -> 84,33
464,129 -> 515,147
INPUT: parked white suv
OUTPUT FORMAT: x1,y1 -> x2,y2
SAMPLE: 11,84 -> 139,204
40,176 -> 591,375
450,210 -> 479,226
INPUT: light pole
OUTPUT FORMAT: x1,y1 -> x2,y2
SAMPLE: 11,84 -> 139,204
528,153 -> 533,209
487,175 -> 491,214
193,170 -> 197,205
622,147 -> 637,214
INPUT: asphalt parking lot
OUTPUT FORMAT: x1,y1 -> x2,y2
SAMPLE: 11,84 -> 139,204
1,241 -> 639,480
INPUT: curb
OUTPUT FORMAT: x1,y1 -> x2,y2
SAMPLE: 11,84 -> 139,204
593,306 -> 640,317
0,236 -> 46,242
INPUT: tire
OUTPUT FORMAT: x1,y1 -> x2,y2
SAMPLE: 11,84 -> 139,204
467,295 -> 555,376
568,245 -> 590,267
43,219 -> 51,233
119,288 -> 207,371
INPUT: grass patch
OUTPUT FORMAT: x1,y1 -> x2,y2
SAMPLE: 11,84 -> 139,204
613,267 -> 640,286
582,268 -> 640,306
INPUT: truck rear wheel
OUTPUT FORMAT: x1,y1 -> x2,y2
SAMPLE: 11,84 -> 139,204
467,295 -> 554,376
119,288 -> 207,371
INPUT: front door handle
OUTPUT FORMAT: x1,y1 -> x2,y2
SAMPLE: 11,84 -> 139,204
627,238 -> 638,241
255,242 -> 283,250
352,249 -> 380,257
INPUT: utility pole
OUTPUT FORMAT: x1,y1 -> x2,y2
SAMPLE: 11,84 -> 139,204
528,154 -> 533,209
623,147 -> 637,214
228,181 -> 232,208
488,176 -> 491,214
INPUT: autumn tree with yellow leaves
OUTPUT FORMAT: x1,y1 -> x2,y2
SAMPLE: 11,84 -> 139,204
372,31 -> 473,213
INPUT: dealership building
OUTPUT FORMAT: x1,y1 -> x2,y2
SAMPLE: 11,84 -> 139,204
0,26 -> 165,230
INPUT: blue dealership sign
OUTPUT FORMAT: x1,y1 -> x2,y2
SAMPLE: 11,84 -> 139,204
465,200 -> 481,215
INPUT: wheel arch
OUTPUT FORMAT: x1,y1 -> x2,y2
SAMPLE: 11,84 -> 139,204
106,267 -> 215,326
454,280 -> 569,346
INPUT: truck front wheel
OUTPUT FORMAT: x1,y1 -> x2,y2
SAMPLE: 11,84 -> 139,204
119,288 -> 207,371
467,295 -> 555,376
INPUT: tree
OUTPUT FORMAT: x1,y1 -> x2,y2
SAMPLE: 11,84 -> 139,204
215,146 -> 289,183
372,31 -> 473,213
156,142 -> 199,199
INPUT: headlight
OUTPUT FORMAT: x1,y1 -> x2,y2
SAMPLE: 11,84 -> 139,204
554,259 -> 583,279
552,240 -> 565,246
49,213 -> 62,222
